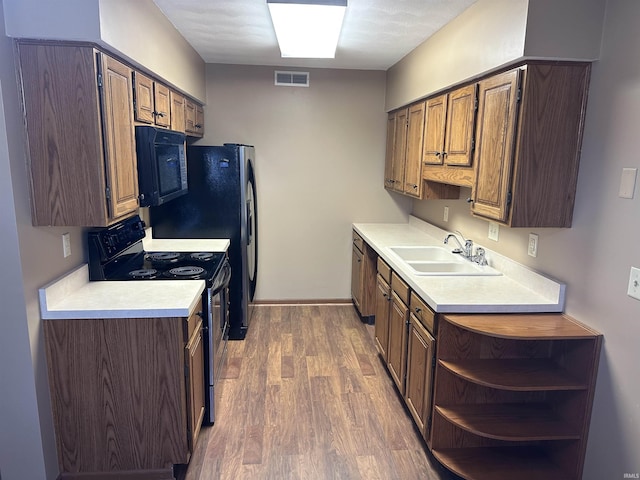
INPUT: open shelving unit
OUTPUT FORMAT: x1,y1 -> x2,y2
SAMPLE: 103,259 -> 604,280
430,313 -> 602,480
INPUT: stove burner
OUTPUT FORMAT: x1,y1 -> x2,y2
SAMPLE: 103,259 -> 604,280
128,268 -> 158,279
146,252 -> 181,263
190,252 -> 214,261
167,266 -> 206,278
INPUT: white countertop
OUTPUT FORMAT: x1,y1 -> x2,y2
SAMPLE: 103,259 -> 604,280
143,228 -> 230,252
353,216 -> 565,314
39,231 -> 230,320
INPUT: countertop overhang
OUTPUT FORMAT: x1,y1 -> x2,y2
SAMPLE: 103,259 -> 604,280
353,216 -> 565,314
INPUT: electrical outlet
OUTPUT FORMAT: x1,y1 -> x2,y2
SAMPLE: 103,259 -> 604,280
488,222 -> 499,241
628,267 -> 640,301
443,206 -> 449,222
62,233 -> 71,258
528,233 -> 538,258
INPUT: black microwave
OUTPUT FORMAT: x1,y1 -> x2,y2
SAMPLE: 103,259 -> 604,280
135,126 -> 188,207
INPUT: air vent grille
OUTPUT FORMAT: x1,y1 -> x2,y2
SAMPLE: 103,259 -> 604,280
275,71 -> 310,87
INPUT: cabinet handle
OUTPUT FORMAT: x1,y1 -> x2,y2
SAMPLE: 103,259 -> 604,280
153,111 -> 165,118
435,152 -> 441,157
466,197 -> 474,204
415,307 -> 422,314
442,151 -> 447,157
196,311 -> 203,318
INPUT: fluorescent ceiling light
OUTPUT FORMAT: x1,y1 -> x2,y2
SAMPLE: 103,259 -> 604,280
267,0 -> 347,58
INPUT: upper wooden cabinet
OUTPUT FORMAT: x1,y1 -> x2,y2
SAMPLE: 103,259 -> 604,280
471,63 -> 590,227
170,90 -> 186,133
391,107 -> 408,193
422,84 -> 477,187
185,98 -> 205,137
18,42 -> 139,226
403,102 -> 426,198
133,71 -> 170,127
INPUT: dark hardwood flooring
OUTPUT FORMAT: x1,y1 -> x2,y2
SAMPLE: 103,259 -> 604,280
178,304 -> 459,480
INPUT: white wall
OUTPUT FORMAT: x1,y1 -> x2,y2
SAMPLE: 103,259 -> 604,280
198,64 -> 411,301
410,0 -> 640,477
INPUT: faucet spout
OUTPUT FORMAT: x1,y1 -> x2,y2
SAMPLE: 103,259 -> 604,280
444,231 -> 473,259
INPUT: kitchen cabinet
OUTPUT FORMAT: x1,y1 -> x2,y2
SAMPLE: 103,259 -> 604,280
170,90 -> 187,133
385,104 -> 460,200
374,258 -> 392,359
405,292 -> 436,444
387,272 -> 410,394
430,313 -> 602,480
43,299 -> 205,478
422,84 -> 477,187
18,42 -> 139,226
133,70 -> 171,127
351,231 -> 377,321
471,63 -> 591,227
185,98 -> 205,137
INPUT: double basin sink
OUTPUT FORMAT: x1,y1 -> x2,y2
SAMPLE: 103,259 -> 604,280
387,246 -> 502,277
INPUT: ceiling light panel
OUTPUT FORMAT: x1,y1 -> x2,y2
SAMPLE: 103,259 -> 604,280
267,0 -> 347,58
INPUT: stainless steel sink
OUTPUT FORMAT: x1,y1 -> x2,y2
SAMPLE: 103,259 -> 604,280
387,246 -> 502,277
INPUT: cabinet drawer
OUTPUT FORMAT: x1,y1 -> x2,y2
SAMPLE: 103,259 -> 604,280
185,298 -> 203,341
410,292 -> 435,335
391,271 -> 410,305
352,231 -> 364,252
377,257 -> 391,283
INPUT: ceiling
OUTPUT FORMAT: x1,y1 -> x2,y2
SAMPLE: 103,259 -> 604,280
152,0 -> 477,70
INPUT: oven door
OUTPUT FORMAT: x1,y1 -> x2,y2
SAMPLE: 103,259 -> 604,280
204,260 -> 231,425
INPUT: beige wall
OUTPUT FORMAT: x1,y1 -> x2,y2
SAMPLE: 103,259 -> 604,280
385,0 -> 606,111
197,64 -> 411,301
3,0 -> 206,101
412,0 -> 640,477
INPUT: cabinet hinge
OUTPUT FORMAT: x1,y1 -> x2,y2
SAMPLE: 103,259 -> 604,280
474,97 -> 478,110
185,365 -> 189,378
427,415 -> 432,431
506,191 -> 512,206
97,73 -> 103,88
471,138 -> 475,151
432,356 -> 437,368
105,186 -> 111,200
516,88 -> 522,103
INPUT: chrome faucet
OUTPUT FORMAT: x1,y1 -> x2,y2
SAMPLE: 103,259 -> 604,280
444,231 -> 473,259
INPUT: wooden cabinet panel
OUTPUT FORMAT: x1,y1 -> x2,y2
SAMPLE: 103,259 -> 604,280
185,99 -> 205,137
18,42 -> 139,226
403,101 -> 426,197
154,82 -> 171,127
351,243 -> 363,311
100,55 -> 140,219
133,71 -> 155,124
423,94 -> 447,165
185,318 -> 205,452
391,108 -> 408,192
444,84 -> 477,167
405,315 -> 435,439
351,231 -> 377,319
471,69 -> 521,223
171,90 -> 186,133
384,112 -> 397,189
387,290 -> 409,394
374,273 -> 391,360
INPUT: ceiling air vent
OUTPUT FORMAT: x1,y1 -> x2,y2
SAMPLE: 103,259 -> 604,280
275,70 -> 310,87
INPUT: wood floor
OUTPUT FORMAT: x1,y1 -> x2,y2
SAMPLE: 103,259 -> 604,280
178,304 -> 459,480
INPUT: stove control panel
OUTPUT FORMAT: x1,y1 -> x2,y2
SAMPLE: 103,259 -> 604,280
88,215 -> 146,261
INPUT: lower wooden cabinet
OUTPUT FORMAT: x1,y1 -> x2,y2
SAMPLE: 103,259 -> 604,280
405,304 -> 436,442
386,272 -> 410,394
351,231 -> 376,320
430,313 -> 602,480
374,258 -> 392,359
43,299 -> 205,478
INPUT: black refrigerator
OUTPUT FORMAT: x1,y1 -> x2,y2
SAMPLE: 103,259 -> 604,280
151,144 -> 257,339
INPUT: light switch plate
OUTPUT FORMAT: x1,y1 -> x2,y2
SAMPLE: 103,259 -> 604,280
619,168 -> 637,199
488,222 -> 499,241
528,233 -> 538,258
62,233 -> 71,258
628,267 -> 640,301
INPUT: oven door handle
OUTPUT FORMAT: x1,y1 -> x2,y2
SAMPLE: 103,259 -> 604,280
212,260 -> 231,294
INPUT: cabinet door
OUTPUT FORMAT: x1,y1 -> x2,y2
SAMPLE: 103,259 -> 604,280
404,102 -> 426,197
351,244 -> 363,311
444,84 -> 477,167
99,54 -> 140,220
154,82 -> 171,127
133,71 -> 155,124
185,320 -> 205,452
194,104 -> 205,136
170,90 -> 186,133
391,108 -> 408,193
405,315 -> 435,439
472,69 -> 521,222
423,94 -> 447,165
374,275 -> 391,360
384,112 -> 397,190
387,292 -> 409,394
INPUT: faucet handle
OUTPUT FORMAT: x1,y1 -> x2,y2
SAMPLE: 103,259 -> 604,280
474,247 -> 488,266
